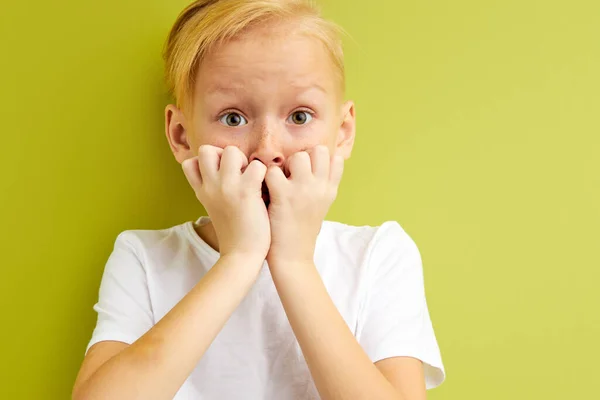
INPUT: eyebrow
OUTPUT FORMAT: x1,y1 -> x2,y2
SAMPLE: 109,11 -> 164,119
287,81 -> 328,93
205,82 -> 327,96
205,83 -> 244,95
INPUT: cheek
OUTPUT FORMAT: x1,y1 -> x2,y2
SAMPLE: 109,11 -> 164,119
193,126 -> 248,152
283,131 -> 336,155
294,122 -> 336,148
306,119 -> 338,147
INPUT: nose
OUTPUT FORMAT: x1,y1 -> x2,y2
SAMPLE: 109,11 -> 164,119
248,124 -> 285,169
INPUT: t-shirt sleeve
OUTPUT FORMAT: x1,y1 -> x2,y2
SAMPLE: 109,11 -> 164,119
85,231 -> 154,354
356,221 -> 446,389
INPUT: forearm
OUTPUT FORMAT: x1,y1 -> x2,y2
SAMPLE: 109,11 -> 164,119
75,254 -> 264,400
270,261 -> 402,400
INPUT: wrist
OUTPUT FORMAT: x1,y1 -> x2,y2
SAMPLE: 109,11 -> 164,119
219,252 -> 266,268
267,257 -> 315,272
267,245 -> 315,268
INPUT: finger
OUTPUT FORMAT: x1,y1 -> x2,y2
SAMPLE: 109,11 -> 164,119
308,145 -> 330,180
219,145 -> 248,178
197,145 -> 223,184
287,151 -> 312,182
329,153 -> 345,187
242,159 -> 267,185
182,156 -> 202,189
265,165 -> 288,194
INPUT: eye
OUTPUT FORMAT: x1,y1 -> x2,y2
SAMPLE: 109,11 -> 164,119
287,111 -> 313,125
219,112 -> 248,127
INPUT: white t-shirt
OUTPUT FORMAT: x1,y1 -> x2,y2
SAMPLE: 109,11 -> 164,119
86,216 -> 445,399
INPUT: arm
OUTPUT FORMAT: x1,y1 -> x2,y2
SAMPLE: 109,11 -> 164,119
264,147 -> 439,399
269,260 -> 416,400
72,253 -> 264,400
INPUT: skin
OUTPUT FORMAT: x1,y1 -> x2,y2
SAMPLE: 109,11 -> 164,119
72,19 -> 426,400
168,21 -> 355,266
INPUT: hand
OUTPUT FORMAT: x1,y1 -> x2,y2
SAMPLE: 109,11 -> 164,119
264,145 -> 344,265
182,145 -> 270,260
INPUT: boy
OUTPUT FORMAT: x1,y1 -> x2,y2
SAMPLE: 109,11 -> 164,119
73,1 -> 445,399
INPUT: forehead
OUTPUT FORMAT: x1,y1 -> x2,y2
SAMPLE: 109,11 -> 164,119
195,23 -> 337,95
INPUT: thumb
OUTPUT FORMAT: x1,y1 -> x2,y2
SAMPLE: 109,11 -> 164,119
265,166 -> 288,195
242,159 -> 267,185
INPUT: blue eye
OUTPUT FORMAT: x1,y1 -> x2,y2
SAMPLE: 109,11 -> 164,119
287,111 -> 313,125
219,112 -> 248,127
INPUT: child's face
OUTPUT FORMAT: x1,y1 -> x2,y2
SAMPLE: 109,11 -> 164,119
166,22 -> 355,169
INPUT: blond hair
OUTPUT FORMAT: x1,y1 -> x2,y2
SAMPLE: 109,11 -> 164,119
162,0 -> 347,114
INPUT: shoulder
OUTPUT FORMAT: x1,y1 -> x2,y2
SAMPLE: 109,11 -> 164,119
114,222 -> 184,244
320,219 -> 417,257
370,220 -> 421,260
109,220 -> 193,266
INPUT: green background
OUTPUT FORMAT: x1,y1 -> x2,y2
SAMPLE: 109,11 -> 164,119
1,0 -> 598,398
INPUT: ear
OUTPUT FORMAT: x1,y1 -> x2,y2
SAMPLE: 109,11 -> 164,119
165,104 -> 195,164
335,100 -> 356,160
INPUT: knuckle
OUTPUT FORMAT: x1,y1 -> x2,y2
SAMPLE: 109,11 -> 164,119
315,144 -> 329,154
250,160 -> 267,175
292,151 -> 308,163
223,145 -> 239,155
266,166 -> 281,180
197,145 -> 212,158
257,161 -> 268,173
223,146 -> 244,165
